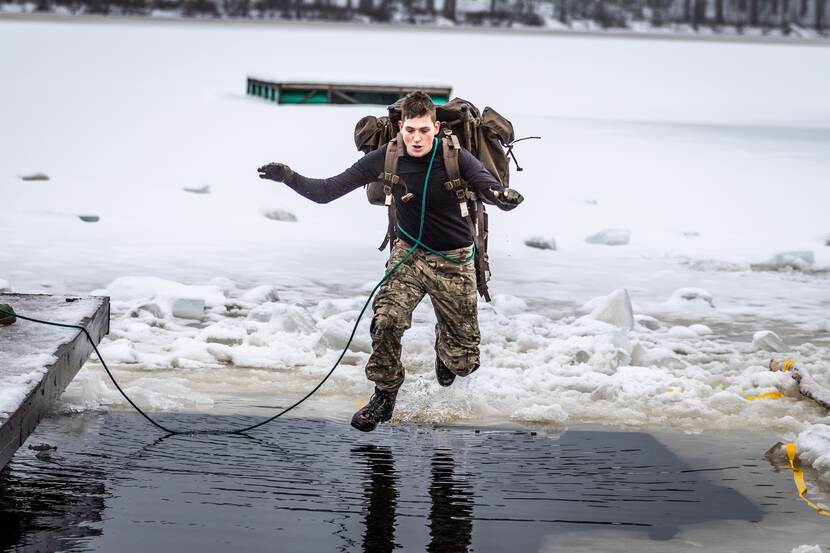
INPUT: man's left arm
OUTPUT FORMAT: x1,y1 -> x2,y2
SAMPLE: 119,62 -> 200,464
458,149 -> 524,211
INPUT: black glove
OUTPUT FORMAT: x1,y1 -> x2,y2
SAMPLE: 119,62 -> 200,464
257,162 -> 293,183
494,188 -> 524,206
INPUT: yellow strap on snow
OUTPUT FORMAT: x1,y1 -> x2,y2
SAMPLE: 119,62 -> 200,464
781,359 -> 797,372
784,442 -> 830,517
745,391 -> 784,401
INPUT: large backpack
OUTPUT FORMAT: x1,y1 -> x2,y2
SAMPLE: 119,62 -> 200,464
354,97 -> 517,302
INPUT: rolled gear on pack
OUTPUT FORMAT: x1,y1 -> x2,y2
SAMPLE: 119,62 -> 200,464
354,97 -> 518,302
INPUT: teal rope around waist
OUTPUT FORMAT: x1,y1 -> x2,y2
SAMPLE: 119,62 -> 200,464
396,224 -> 476,265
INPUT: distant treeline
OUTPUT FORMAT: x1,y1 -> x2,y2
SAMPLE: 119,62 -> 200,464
9,0 -> 828,33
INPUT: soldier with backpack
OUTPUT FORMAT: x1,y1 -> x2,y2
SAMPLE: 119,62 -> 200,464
257,91 -> 525,432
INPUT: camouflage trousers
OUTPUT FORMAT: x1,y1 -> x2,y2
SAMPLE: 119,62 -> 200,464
366,239 -> 481,393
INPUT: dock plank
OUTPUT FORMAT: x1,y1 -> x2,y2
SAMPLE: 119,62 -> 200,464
0,293 -> 109,470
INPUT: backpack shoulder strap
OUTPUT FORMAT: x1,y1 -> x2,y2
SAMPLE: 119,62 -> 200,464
377,134 -> 406,252
442,135 -> 492,302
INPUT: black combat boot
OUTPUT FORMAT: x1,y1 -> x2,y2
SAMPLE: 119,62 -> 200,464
435,355 -> 456,387
351,388 -> 398,432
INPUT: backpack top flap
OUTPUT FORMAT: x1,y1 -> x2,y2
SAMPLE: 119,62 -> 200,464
355,115 -> 394,154
480,106 -> 514,146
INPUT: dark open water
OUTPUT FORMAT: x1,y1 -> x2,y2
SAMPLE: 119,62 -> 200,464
0,412 -> 826,552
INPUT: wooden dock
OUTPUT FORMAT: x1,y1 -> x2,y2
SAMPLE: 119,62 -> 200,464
0,293 -> 109,471
246,78 -> 452,105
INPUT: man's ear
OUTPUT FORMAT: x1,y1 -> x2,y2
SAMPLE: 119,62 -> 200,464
398,120 -> 403,131
434,120 -> 440,134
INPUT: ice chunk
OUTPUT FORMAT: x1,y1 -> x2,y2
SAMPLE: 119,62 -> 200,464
751,330 -> 785,352
585,288 -> 634,331
262,208 -> 297,222
523,237 -> 557,251
585,228 -> 631,246
203,322 -> 246,346
98,339 -> 138,364
0,278 -> 10,292
666,287 -> 714,309
492,294 -> 528,317
240,285 -> 281,304
689,324 -> 712,335
248,302 -> 315,333
751,250 -> 815,272
667,325 -> 698,339
172,298 -> 205,320
791,546 -> 823,553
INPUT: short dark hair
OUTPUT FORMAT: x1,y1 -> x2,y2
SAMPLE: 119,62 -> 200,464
401,91 -> 436,122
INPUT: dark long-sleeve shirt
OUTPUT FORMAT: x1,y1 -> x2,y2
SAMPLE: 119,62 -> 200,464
285,142 -> 518,251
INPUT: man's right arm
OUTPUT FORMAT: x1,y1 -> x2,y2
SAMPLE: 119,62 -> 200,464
258,147 -> 385,204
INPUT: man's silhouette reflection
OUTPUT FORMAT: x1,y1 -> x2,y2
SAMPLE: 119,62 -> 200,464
353,445 -> 399,553
352,445 -> 474,552
428,449 -> 473,553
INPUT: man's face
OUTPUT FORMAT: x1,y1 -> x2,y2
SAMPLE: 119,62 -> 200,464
398,114 -> 440,157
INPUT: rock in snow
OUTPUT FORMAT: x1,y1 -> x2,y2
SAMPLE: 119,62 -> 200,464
78,215 -> 100,223
751,250 -> 815,272
263,209 -> 297,222
183,185 -> 210,194
585,228 -> 631,246
586,288 -> 634,331
634,314 -> 662,331
524,237 -> 557,251
751,330 -> 785,352
21,172 -> 49,181
667,287 -> 715,309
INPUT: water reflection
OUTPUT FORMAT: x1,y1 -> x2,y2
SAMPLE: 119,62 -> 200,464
353,445 -> 474,553
353,445 -> 399,553
428,450 -> 473,553
0,455 -> 106,552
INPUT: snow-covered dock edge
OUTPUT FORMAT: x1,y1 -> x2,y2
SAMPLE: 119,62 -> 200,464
0,294 -> 110,471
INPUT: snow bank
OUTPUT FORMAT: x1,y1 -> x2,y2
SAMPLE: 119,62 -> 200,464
585,228 -> 631,246
796,424 -> 830,486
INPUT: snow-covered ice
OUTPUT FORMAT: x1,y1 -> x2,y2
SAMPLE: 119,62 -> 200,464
1,20 -> 829,456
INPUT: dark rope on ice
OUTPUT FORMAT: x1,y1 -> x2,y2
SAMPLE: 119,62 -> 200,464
0,138 -> 444,436
0,307 -> 178,435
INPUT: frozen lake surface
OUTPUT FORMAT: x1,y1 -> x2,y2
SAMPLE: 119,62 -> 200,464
1,18 -> 830,541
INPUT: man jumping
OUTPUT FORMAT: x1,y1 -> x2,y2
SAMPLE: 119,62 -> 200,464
257,91 -> 524,432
